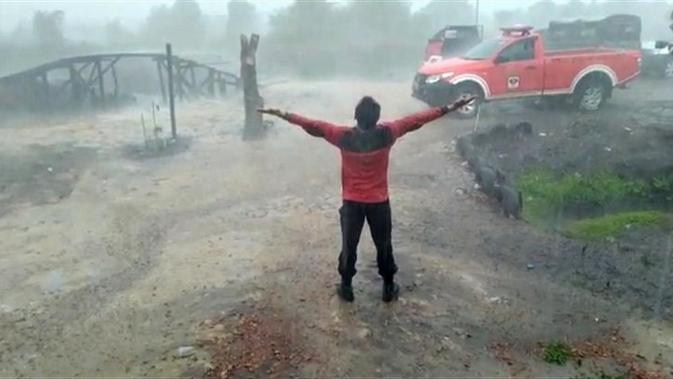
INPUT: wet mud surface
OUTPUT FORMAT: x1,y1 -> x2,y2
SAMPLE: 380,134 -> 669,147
457,88 -> 673,321
0,79 -> 672,378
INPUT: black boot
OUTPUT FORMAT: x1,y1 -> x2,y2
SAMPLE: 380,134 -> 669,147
337,281 -> 354,302
382,281 -> 399,302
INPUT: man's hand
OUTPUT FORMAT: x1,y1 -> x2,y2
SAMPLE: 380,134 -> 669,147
257,108 -> 287,118
446,96 -> 477,112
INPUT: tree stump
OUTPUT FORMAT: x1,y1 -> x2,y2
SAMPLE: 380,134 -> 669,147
240,33 -> 264,139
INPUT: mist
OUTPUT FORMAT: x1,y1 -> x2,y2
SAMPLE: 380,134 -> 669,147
2,1 -> 673,378
2,0 -> 672,78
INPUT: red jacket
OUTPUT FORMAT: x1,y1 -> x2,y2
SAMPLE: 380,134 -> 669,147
285,107 -> 449,203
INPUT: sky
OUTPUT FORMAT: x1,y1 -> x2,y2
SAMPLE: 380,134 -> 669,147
0,0 -> 549,33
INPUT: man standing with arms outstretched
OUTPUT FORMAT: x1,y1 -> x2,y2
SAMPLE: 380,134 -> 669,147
259,96 -> 473,302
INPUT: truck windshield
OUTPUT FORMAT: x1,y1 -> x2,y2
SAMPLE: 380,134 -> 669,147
462,38 -> 505,60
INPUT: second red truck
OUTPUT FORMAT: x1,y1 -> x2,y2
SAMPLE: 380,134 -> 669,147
413,26 -> 642,118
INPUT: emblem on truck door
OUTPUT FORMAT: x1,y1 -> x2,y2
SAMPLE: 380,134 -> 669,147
507,76 -> 520,89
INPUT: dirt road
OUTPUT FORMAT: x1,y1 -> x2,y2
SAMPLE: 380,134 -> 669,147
1,80 -> 671,377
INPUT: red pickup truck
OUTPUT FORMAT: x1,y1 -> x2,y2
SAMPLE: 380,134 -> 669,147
413,26 -> 642,118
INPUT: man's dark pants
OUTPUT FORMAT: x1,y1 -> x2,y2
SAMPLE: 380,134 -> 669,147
338,200 -> 398,285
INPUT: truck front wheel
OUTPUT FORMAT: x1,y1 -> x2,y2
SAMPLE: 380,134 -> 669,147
453,83 -> 483,119
573,77 -> 610,111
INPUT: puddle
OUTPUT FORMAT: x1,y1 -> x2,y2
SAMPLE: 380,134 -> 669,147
40,269 -> 64,292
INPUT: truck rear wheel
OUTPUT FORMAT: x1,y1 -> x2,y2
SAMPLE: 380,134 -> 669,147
454,83 -> 483,119
573,76 -> 610,112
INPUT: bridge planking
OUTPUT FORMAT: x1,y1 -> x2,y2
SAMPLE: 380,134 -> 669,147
0,52 -> 240,112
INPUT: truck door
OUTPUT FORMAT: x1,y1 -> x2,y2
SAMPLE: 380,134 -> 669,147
490,37 -> 543,97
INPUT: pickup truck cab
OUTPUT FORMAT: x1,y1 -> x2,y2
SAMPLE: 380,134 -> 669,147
413,26 -> 642,117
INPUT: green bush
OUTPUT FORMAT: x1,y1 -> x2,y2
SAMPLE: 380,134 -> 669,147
565,211 -> 668,240
518,169 -> 649,210
652,174 -> 673,194
517,169 -> 673,226
543,342 -> 572,365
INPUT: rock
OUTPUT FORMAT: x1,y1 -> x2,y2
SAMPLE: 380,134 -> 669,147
475,164 -> 497,196
499,184 -> 522,219
47,167 -> 54,173
357,328 -> 371,339
513,122 -> 533,136
452,327 -> 471,339
488,296 -> 501,304
213,324 -> 225,332
176,346 -> 195,358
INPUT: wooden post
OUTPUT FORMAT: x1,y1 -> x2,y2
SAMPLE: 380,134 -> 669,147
111,64 -> 119,100
69,64 -> 83,108
189,65 -> 197,97
207,70 -> 215,97
240,33 -> 263,139
176,64 -> 185,101
166,43 -> 177,139
156,59 -> 167,104
41,73 -> 50,111
95,59 -> 105,107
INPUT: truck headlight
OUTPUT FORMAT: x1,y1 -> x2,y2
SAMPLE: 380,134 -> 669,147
425,72 -> 454,84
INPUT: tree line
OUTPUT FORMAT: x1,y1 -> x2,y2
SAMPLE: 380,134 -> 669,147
1,0 -> 671,78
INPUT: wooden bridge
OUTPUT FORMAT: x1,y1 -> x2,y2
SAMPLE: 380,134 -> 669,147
0,52 -> 240,112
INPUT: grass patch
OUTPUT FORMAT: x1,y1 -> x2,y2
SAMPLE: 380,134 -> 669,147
518,170 -> 648,214
543,341 -> 572,365
565,211 -> 668,241
517,169 -> 673,226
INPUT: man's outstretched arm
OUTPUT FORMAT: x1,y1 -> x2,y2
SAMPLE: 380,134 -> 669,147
387,97 -> 475,139
258,108 -> 343,145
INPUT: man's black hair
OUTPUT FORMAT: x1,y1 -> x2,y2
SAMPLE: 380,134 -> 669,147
354,96 -> 381,130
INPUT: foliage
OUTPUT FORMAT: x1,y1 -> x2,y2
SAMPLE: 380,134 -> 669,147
565,211 -> 668,241
652,175 -> 673,195
518,169 -> 673,217
104,19 -> 135,48
518,168 -> 673,234
414,0 -> 475,33
32,10 -> 65,52
3,0 -> 673,78
142,0 -> 205,50
543,341 -> 572,365
224,0 -> 258,48
262,0 -> 436,77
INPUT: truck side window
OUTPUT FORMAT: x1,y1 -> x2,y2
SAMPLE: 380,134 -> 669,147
497,38 -> 535,63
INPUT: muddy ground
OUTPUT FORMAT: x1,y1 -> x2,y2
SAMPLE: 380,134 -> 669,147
457,86 -> 673,320
1,79 -> 672,378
